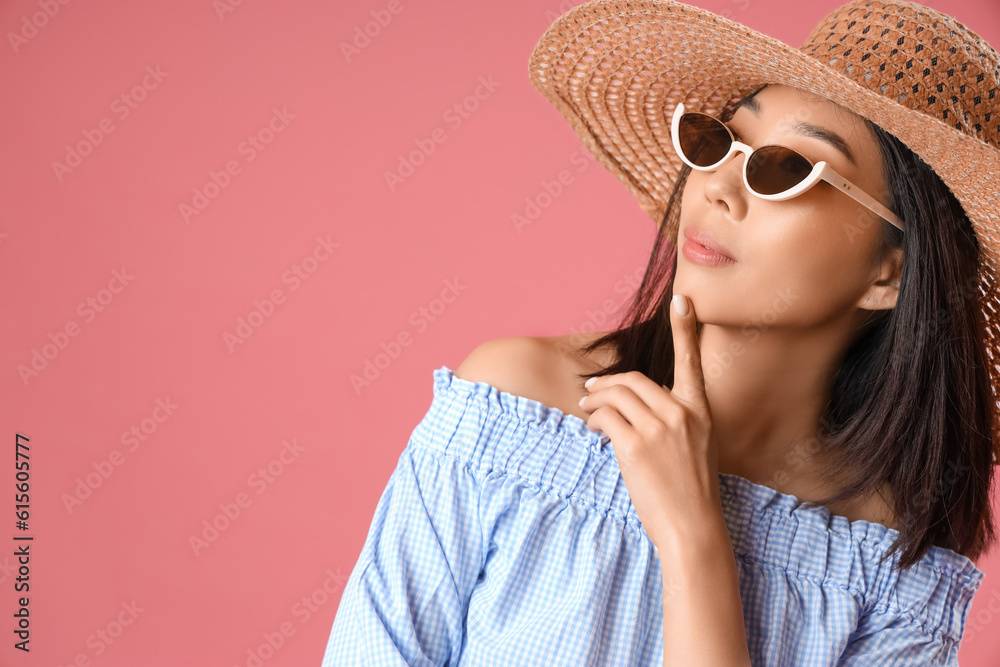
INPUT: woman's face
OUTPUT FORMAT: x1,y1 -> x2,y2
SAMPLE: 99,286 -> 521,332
675,84 -> 901,331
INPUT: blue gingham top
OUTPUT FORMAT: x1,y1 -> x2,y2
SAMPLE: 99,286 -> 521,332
322,366 -> 985,666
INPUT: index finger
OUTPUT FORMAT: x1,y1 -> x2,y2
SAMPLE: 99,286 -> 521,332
669,293 -> 708,411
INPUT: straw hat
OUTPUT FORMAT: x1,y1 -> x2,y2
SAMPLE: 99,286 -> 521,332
528,0 -> 1000,447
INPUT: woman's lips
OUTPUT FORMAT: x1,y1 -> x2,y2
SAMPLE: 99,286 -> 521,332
682,239 -> 736,266
681,226 -> 735,266
683,226 -> 733,259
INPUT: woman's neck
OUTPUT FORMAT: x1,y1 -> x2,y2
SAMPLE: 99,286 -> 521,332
561,326 -> 898,529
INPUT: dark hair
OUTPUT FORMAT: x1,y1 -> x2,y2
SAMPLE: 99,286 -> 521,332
575,92 -> 998,570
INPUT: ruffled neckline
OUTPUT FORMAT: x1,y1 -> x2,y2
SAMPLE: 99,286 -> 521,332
433,364 -> 985,586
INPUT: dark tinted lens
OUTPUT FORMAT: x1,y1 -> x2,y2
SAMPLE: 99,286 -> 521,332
746,146 -> 813,195
678,113 -> 733,167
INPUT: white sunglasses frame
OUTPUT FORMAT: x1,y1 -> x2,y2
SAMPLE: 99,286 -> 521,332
670,103 -> 904,232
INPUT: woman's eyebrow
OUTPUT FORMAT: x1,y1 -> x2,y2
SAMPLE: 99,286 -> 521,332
792,122 -> 857,166
737,95 -> 857,166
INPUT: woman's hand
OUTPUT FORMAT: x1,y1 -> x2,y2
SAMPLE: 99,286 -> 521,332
578,294 -> 721,552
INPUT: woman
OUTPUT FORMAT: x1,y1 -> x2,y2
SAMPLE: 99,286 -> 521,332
323,0 -> 999,664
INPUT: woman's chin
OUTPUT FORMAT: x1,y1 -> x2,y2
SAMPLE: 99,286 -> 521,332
672,269 -> 712,302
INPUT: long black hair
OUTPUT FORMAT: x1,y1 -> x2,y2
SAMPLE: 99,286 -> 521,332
574,89 -> 997,570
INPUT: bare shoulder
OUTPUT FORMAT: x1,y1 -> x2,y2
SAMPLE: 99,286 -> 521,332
453,336 -> 556,397
453,332 -> 615,421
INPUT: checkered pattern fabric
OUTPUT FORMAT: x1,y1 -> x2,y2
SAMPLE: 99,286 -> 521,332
322,366 -> 985,666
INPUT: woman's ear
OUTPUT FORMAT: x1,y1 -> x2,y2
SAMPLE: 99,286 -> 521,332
856,245 -> 904,311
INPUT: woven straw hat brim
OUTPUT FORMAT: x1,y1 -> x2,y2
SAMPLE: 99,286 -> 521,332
528,0 -> 1000,437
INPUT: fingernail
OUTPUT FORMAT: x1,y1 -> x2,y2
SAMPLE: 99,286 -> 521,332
585,377 -> 597,389
672,294 -> 688,317
578,395 -> 587,406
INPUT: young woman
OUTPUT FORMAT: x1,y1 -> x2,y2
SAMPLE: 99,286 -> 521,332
323,0 -> 1000,664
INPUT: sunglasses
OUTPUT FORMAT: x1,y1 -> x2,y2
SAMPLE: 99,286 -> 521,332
670,103 -> 904,232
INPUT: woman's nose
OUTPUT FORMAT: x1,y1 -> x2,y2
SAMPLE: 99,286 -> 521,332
701,152 -> 749,221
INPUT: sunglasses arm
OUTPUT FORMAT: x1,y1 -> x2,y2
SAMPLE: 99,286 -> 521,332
815,163 -> 905,232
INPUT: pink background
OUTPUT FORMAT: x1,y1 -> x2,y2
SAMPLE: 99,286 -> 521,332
2,0 -> 999,664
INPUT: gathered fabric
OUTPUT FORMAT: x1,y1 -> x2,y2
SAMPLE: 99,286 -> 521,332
322,366 -> 984,666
